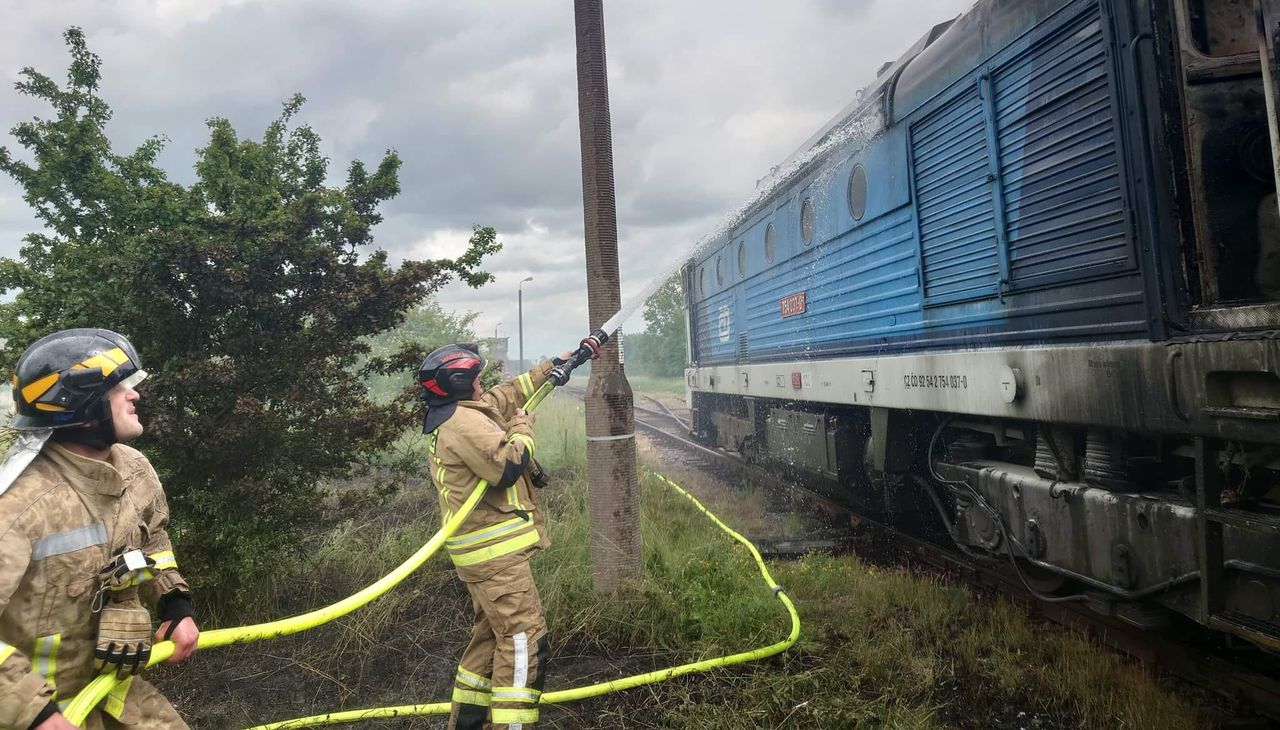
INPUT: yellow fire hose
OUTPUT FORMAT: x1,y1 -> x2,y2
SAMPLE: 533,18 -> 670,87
65,382 -> 562,722
63,380 -> 801,726
61,480 -> 490,723
243,472 -> 800,729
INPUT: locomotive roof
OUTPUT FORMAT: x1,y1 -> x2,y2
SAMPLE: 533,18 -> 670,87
695,0 -> 1079,263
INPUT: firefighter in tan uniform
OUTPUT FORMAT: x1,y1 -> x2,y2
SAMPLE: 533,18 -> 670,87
0,329 -> 198,730
419,343 -> 577,730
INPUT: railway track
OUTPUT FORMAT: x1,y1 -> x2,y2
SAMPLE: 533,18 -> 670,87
558,386 -> 1280,726
561,386 -> 854,542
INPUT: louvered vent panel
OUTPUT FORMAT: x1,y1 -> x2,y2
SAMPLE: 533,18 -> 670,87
993,9 -> 1132,283
911,87 -> 1000,302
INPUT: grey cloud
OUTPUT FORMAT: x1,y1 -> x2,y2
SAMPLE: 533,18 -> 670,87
0,0 -> 975,353
806,0 -> 880,19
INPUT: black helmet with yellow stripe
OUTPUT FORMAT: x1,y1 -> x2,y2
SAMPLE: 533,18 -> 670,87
11,328 -> 147,431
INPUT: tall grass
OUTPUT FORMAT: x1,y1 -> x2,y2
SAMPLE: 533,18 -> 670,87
188,394 -> 1206,729
523,395 -> 1205,728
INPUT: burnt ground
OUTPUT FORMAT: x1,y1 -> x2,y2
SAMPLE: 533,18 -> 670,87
152,564 -> 680,729
146,391 -> 1211,729
146,392 -> 840,730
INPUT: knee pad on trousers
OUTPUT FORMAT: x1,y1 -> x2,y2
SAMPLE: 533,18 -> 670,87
532,634 -> 550,692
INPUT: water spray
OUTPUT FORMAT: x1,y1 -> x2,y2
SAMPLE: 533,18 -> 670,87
594,109 -> 885,342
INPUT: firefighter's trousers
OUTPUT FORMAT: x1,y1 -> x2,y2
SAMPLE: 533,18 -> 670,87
82,677 -> 191,730
447,561 -> 549,730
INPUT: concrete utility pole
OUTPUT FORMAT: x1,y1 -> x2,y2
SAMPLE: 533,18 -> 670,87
573,0 -> 641,592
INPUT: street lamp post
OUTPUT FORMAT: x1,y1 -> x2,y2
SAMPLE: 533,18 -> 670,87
492,323 -> 502,371
518,276 -> 533,371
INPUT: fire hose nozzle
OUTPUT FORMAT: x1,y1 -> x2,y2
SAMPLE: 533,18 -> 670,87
581,329 -> 609,357
548,329 -> 611,385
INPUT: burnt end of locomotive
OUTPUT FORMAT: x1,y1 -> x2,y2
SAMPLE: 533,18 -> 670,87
683,0 -> 1280,651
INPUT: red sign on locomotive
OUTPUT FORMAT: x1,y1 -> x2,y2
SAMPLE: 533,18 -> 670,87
780,291 -> 807,318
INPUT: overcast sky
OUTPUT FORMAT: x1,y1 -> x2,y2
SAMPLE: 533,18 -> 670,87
0,0 -> 973,364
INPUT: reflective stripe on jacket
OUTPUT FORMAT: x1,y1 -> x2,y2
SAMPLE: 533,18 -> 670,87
429,361 -> 554,582
0,443 -> 189,728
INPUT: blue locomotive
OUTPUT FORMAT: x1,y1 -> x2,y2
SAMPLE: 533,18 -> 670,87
684,0 -> 1280,650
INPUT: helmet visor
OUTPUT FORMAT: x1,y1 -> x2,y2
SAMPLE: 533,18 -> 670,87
119,369 -> 148,390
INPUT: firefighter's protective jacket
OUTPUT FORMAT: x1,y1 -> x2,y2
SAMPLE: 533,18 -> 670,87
0,442 -> 189,729
429,361 -> 555,582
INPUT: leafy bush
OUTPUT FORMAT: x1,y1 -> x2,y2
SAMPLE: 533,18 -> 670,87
0,29 -> 500,600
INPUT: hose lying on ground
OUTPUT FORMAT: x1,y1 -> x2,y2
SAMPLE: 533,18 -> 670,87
243,472 -> 801,730
62,379 -> 568,724
64,380 -> 801,727
61,480 -> 491,724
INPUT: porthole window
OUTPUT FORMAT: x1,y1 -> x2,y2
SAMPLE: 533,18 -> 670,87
737,241 -> 747,277
848,164 -> 868,221
716,255 -> 725,287
800,198 -> 815,245
764,222 -> 776,263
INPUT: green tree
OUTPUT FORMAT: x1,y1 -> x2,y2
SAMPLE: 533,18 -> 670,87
627,274 -> 686,377
0,28 -> 501,598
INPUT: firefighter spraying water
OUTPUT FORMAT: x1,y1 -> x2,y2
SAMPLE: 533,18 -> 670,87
417,333 -> 606,730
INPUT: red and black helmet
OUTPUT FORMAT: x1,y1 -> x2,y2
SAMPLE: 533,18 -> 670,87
418,343 -> 486,433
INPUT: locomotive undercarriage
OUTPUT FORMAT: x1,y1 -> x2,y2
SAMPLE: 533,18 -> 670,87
691,390 -> 1280,651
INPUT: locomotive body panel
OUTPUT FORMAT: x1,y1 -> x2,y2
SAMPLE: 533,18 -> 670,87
681,0 -> 1280,650
689,0 -> 1163,368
